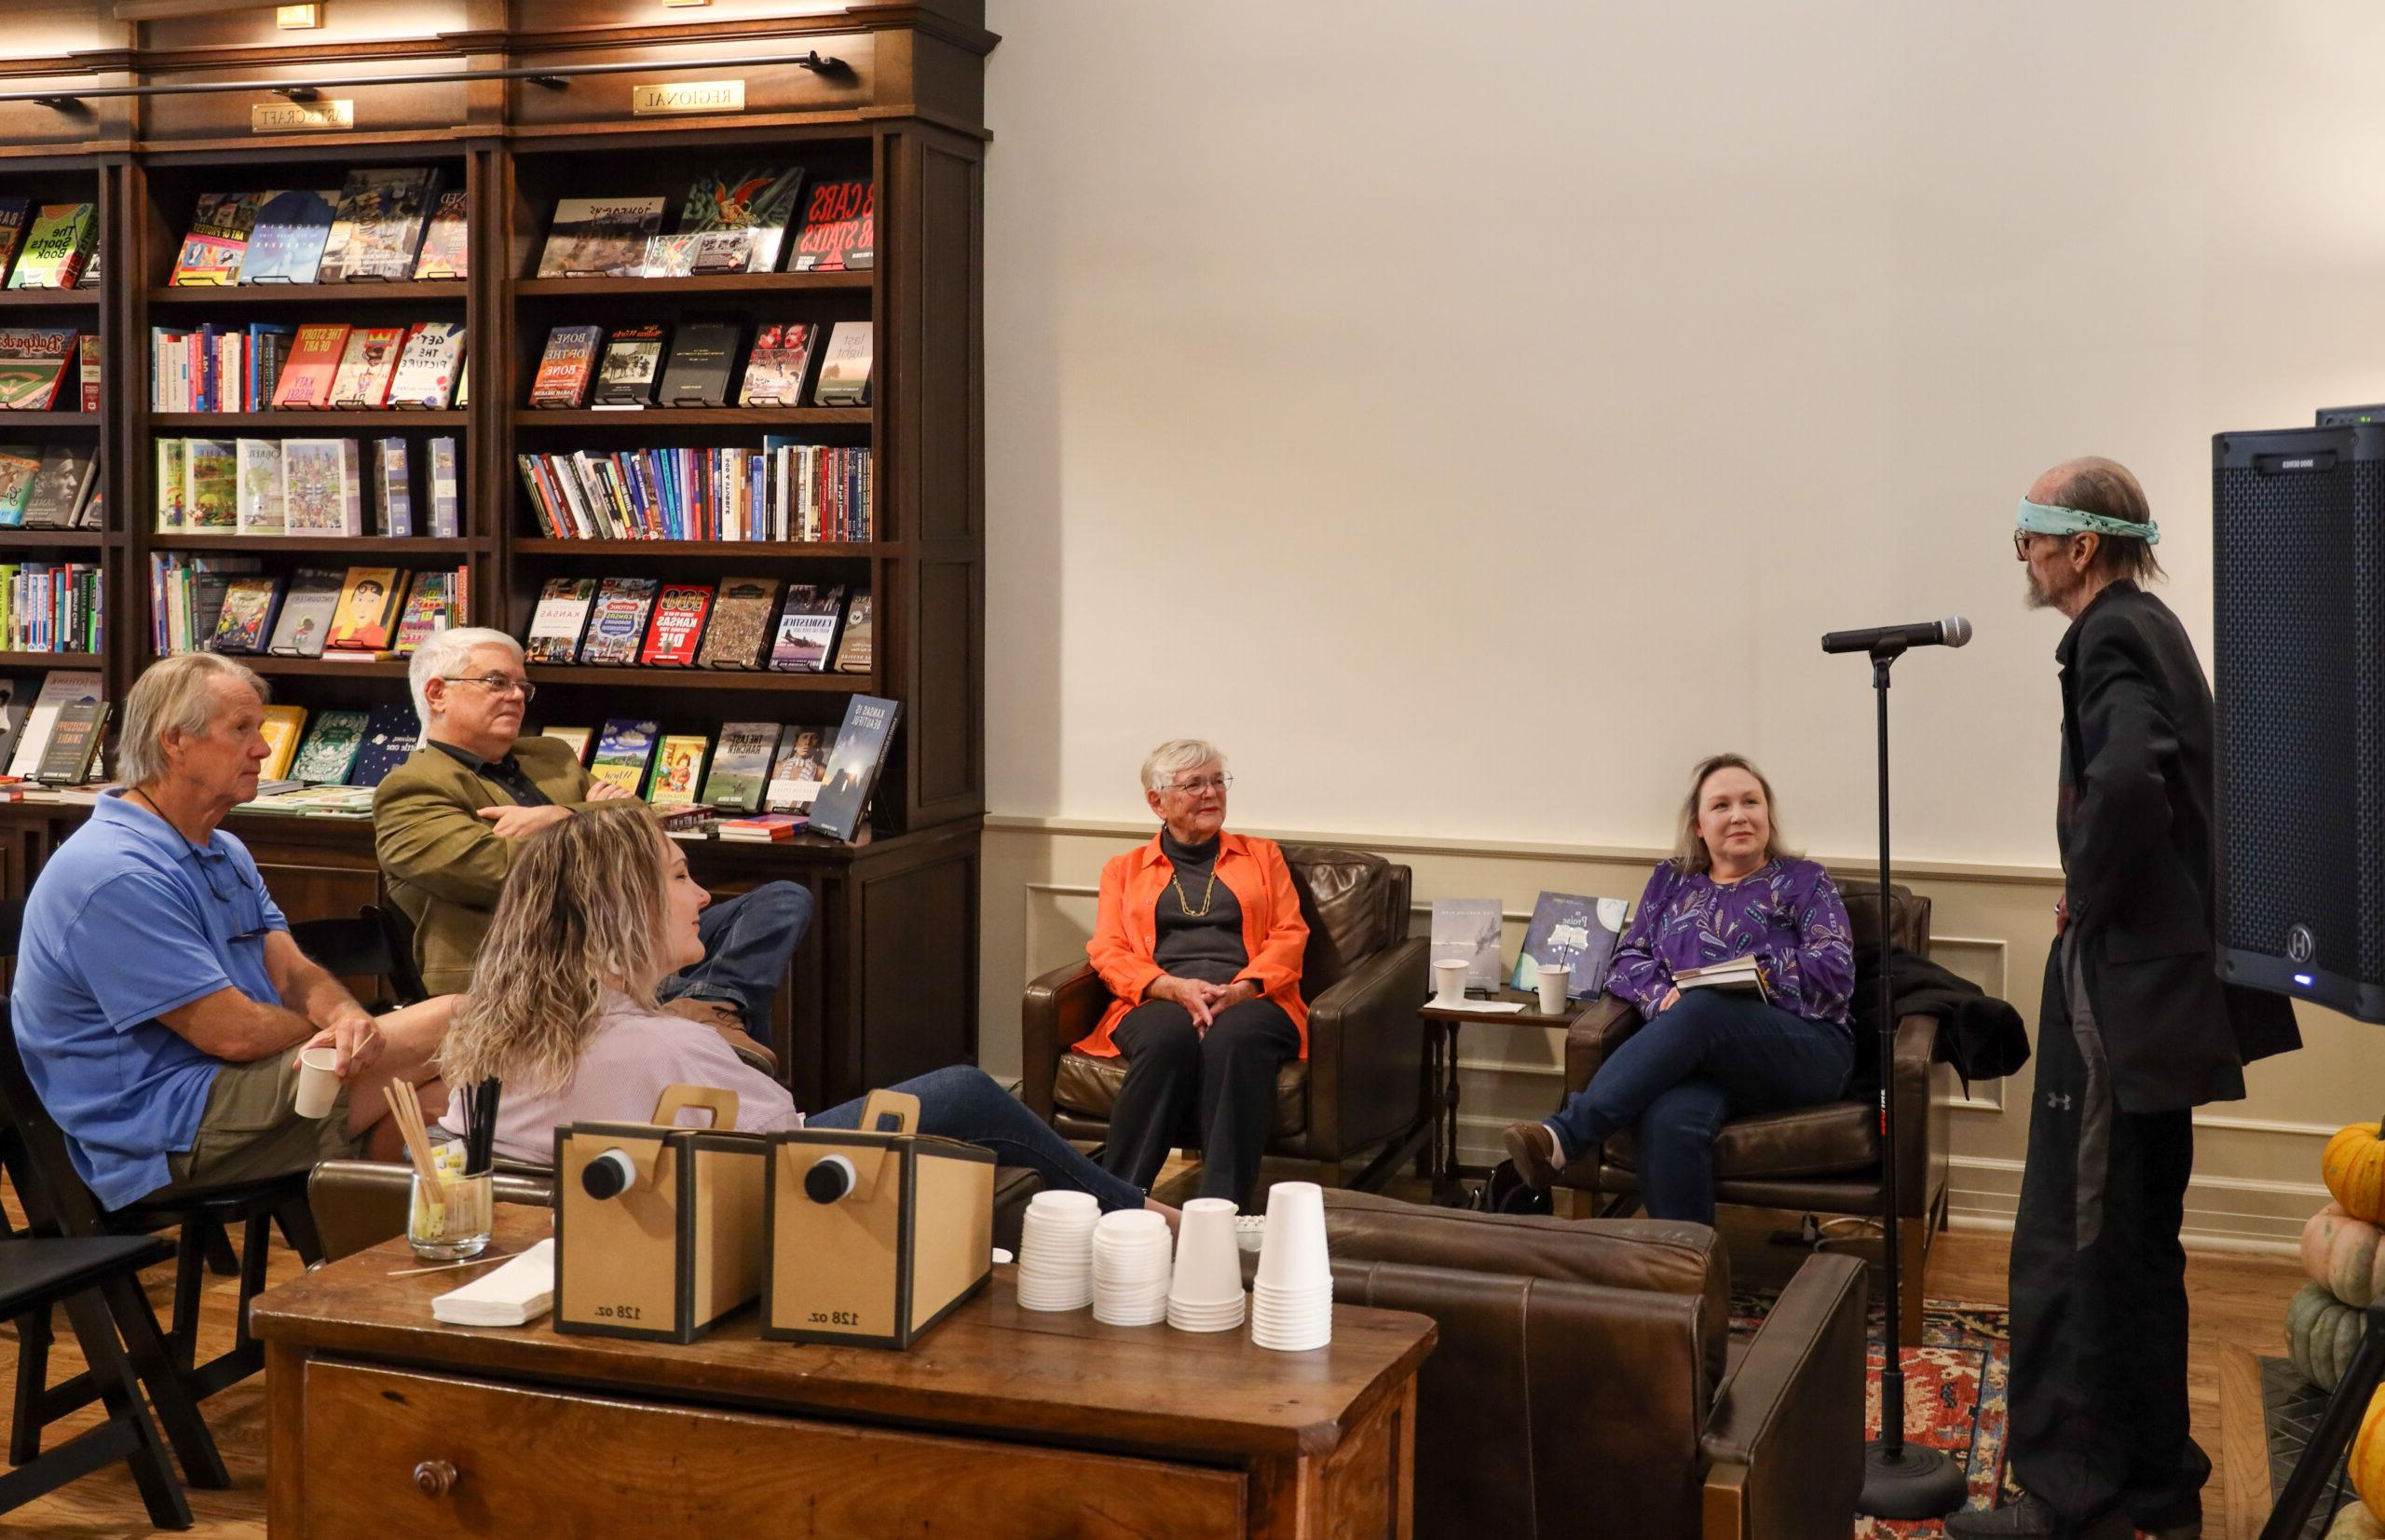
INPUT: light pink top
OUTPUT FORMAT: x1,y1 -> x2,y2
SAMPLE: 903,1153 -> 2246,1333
438,990 -> 800,1165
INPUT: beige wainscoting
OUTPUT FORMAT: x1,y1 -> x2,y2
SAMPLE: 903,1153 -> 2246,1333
979,815 -> 2371,1250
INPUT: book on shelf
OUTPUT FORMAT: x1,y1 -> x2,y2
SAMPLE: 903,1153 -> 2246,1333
538,198 -> 667,279
524,577 -> 597,662
1509,893 -> 1632,1000
766,440 -> 873,542
327,566 -> 402,651
513,443 -> 872,543
374,438 -> 413,537
655,323 -> 738,408
578,576 -> 658,664
647,732 -> 709,802
717,812 -> 806,843
701,720 -> 780,813
1672,955 -> 1770,999
208,574 -> 284,656
1430,898 -> 1506,993
7,205 -> 93,291
428,437 -> 460,538
529,324 -> 602,408
320,167 -> 442,284
0,678 -> 33,773
184,440 -> 238,532
20,445 -> 93,531
740,322 -> 821,407
6,671 -> 101,780
388,321 -> 465,409
806,695 -> 900,842
154,440 -> 185,531
0,199 -> 29,285
149,322 -> 296,413
769,582 -> 844,673
348,701 -> 421,788
813,322 -> 873,407
328,327 -> 406,408
257,703 -> 307,780
152,554 -> 256,656
70,467 -> 100,532
589,717 -> 660,794
593,324 -> 665,407
0,329 -> 75,412
34,697 -> 106,786
280,438 -> 364,537
0,562 -> 101,654
240,189 -> 340,285
411,188 -> 470,281
75,334 -> 98,414
267,566 -> 344,657
764,723 -> 838,813
0,446 -> 37,528
235,438 -> 285,536
271,324 -> 353,410
646,168 -> 806,278
789,178 -> 874,272
392,569 -> 459,656
832,592 -> 872,674
638,582 -> 714,667
539,725 -> 593,764
170,192 -> 270,286
290,707 -> 369,784
74,249 -> 99,292
696,578 -> 780,670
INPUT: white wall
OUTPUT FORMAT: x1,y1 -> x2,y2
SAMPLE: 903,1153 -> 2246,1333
976,2 -> 2385,1246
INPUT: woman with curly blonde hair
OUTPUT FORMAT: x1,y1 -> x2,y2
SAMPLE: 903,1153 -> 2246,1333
436,804 -> 1160,1214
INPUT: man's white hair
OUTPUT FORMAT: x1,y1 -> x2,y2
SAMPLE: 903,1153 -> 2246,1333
117,653 -> 267,788
408,626 -> 525,726
1141,738 -> 1227,794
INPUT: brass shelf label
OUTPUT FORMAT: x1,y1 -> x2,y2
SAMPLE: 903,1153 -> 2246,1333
633,80 -> 746,116
252,99 -> 354,133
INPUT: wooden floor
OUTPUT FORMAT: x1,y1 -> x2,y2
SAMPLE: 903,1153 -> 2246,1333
0,1189 -> 2307,1538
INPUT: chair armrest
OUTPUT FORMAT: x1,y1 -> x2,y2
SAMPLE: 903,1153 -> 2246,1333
307,1159 -> 553,1265
1565,993 -> 1644,1097
1303,935 -> 1430,1155
1888,1009 -> 1941,1218
1021,960 -> 1110,1122
1700,1251 -> 1867,1540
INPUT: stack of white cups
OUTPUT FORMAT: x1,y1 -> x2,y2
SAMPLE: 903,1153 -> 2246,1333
1249,1180 -> 1333,1351
1015,1190 -> 1099,1311
1165,1198 -> 1246,1332
1091,1209 -> 1173,1326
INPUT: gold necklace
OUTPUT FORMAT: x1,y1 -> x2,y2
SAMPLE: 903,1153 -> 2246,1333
1170,867 -> 1220,919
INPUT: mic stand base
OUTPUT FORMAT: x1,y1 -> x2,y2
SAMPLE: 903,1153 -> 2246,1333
1860,1439 -> 1968,1518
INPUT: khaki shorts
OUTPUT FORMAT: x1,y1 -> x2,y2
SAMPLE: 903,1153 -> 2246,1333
157,1053 -> 371,1199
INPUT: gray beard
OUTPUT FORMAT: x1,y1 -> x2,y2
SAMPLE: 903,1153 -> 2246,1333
2024,578 -> 2054,611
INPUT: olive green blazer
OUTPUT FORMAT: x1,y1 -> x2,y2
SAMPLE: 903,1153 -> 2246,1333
372,735 -> 593,996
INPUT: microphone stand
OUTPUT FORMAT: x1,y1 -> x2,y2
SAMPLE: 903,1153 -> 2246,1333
1851,640 -> 1966,1519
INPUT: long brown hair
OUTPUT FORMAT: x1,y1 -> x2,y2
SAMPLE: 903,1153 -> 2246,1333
1668,753 -> 1794,875
434,803 -> 672,1094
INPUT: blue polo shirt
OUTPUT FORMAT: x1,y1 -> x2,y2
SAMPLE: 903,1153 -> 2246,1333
11,791 -> 288,1208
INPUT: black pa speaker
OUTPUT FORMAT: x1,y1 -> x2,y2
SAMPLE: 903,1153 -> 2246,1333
2211,424 -> 2385,1020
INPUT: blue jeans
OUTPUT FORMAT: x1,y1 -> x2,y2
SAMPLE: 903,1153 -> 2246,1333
810,1065 -> 1148,1213
1547,988 -> 1853,1225
656,880 -> 811,1040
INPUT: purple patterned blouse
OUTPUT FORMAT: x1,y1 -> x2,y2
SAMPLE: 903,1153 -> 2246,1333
1603,857 -> 1857,1029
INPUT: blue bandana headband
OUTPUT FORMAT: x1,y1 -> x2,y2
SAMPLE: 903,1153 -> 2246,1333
2016,497 -> 2160,546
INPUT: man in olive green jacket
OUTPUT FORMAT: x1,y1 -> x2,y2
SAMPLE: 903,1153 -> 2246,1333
373,629 -> 810,1053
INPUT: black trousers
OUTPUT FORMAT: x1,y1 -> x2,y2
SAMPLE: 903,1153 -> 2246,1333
2007,936 -> 2207,1530
1099,996 -> 1300,1206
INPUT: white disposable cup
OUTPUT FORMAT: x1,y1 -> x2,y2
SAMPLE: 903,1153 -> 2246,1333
1536,963 -> 1571,1015
293,1046 -> 342,1120
1030,1190 -> 1098,1216
1016,1206 -> 1097,1311
1169,1198 -> 1245,1308
1254,1180 -> 1329,1290
1433,957 -> 1468,1004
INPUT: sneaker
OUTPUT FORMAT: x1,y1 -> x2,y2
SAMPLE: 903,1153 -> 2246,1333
1942,1494 -> 2132,1540
1502,1123 -> 1562,1190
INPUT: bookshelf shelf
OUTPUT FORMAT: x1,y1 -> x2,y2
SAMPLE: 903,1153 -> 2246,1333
151,412 -> 469,430
0,292 -> 97,309
511,407 -> 872,428
149,535 -> 480,555
0,532 -> 103,549
513,272 -> 872,299
144,282 -> 469,307
235,656 -> 410,678
525,664 -> 875,692
512,538 -> 885,558
3,414 -> 98,427
0,651 -> 99,667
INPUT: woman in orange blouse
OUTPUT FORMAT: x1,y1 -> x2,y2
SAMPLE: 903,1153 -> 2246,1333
1083,739 -> 1308,1205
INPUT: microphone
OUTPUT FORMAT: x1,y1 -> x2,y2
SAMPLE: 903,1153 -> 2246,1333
1819,617 -> 1974,655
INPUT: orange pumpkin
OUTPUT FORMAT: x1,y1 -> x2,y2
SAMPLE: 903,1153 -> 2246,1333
2355,1383 -> 2385,1522
2326,1119 -> 2385,1225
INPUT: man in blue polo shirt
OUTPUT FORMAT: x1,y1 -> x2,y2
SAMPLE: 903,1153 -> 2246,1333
12,654 -> 458,1210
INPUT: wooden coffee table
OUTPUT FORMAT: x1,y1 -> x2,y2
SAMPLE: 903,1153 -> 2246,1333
252,1206 -> 1436,1538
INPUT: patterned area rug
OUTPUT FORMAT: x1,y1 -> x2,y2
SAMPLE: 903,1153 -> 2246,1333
1731,1294 -> 2014,1538
2257,1354 -> 2365,1540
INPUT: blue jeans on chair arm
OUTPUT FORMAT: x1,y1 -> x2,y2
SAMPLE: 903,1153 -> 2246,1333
1547,988 -> 1853,1225
656,880 -> 811,1041
811,1065 -> 1149,1213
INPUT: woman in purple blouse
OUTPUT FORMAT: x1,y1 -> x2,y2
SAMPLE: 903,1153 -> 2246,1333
1503,753 -> 1857,1224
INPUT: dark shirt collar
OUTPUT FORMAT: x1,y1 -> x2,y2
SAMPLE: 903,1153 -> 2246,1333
429,738 -> 513,777
2055,579 -> 2138,666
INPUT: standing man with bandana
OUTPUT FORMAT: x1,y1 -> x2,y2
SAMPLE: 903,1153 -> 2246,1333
1947,458 -> 2298,1540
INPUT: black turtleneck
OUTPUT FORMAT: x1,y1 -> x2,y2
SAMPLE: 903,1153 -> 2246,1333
1153,829 -> 1246,986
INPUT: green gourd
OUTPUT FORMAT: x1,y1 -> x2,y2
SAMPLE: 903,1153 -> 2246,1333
2288,1281 -> 2366,1392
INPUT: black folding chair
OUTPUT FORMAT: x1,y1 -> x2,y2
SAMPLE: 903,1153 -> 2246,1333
288,903 -> 427,1010
0,1235 -> 193,1529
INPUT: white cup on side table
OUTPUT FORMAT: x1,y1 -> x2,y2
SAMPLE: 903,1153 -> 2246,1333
1535,963 -> 1571,1016
1432,958 -> 1468,1006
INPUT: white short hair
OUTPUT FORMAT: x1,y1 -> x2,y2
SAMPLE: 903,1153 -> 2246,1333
1141,738 -> 1226,794
118,654 -> 267,788
409,626 -> 525,725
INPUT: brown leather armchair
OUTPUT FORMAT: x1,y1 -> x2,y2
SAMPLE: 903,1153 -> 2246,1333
1551,879 -> 1948,1345
1021,845 -> 1431,1190
1319,1188 -> 1868,1540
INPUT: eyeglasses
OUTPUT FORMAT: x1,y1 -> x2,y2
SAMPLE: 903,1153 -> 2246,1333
442,674 -> 537,702
2013,531 -> 2084,557
1166,774 -> 1233,796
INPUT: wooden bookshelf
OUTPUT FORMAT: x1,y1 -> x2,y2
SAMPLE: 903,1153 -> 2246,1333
0,0 -> 996,1107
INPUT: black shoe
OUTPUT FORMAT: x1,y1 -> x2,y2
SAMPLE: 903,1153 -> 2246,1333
1942,1493 -> 2132,1540
1501,1123 -> 1561,1190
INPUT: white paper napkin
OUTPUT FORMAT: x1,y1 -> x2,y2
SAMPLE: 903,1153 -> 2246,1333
431,1238 -> 556,1327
